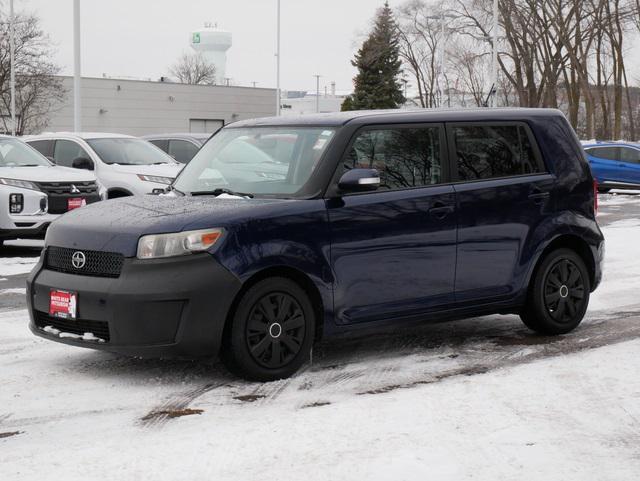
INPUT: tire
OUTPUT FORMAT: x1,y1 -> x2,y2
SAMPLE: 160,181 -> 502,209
221,277 -> 315,382
521,248 -> 591,335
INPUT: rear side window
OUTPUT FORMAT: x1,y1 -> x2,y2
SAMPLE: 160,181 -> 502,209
344,126 -> 443,190
148,139 -> 168,152
168,140 -> 199,163
452,124 -> 542,181
27,139 -> 54,158
585,147 -> 620,161
620,147 -> 640,164
53,140 -> 91,168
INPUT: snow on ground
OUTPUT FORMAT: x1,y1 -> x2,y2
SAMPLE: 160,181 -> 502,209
0,195 -> 639,480
0,257 -> 39,277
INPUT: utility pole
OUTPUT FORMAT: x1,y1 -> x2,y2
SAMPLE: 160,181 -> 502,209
490,0 -> 498,107
275,0 -> 281,116
314,75 -> 321,113
9,0 -> 15,135
73,0 -> 82,132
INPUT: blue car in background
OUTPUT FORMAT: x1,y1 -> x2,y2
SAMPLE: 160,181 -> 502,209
583,141 -> 640,192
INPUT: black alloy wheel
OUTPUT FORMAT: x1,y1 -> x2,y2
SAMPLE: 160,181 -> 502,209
543,258 -> 586,323
520,248 -> 591,335
246,292 -> 306,369
221,277 -> 315,382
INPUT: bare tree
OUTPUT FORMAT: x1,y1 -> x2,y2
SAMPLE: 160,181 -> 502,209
169,53 -> 217,85
0,12 -> 65,135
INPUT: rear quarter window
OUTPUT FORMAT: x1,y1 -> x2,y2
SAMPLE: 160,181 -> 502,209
452,124 -> 543,181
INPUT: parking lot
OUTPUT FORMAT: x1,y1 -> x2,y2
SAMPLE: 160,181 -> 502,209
0,193 -> 638,480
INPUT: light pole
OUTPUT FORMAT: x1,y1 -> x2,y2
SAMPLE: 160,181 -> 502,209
9,0 -> 15,135
490,0 -> 499,107
73,0 -> 82,132
426,12 -> 459,108
314,75 -> 321,113
275,0 -> 281,116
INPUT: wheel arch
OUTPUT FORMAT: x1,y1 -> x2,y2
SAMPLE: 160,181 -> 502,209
528,234 -> 596,291
222,265 -> 326,344
107,188 -> 133,199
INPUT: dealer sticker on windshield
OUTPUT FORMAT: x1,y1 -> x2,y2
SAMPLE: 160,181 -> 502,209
49,290 -> 77,320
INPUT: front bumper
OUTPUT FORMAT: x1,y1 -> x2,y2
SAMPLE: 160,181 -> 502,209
27,251 -> 242,359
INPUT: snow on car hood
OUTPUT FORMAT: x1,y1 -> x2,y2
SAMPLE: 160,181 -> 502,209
0,165 -> 96,182
110,163 -> 183,178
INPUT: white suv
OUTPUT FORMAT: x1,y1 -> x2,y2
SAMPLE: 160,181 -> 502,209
24,133 -> 182,198
0,135 -> 101,244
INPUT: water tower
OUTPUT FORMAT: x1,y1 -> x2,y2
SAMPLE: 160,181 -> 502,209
190,23 -> 232,85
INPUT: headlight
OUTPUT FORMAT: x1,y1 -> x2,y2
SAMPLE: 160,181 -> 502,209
0,178 -> 39,190
137,228 -> 224,259
137,174 -> 174,185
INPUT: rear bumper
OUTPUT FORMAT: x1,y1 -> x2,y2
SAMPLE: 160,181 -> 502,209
26,251 -> 242,359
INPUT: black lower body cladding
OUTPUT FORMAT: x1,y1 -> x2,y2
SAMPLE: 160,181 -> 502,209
27,251 -> 243,358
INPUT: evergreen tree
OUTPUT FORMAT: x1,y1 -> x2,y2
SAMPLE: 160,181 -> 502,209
342,2 -> 405,111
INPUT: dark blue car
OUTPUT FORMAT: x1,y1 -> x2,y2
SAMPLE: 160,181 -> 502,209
27,109 -> 604,381
583,141 -> 640,191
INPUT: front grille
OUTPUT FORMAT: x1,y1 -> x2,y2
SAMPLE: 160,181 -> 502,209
45,246 -> 124,278
37,181 -> 99,195
34,311 -> 110,342
36,181 -> 101,215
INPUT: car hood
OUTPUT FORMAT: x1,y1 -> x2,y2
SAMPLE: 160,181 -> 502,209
109,163 -> 183,178
0,165 -> 96,182
45,194 -> 291,257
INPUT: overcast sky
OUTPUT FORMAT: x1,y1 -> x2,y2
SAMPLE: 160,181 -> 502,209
16,0 -> 403,93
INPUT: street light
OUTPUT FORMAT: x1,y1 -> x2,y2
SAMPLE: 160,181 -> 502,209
73,0 -> 82,132
9,0 -> 15,135
426,12 -> 460,108
313,75 -> 321,113
490,0 -> 499,108
275,0 -> 281,116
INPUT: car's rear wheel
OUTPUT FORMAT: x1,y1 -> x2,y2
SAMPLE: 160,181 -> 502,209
521,248 -> 590,335
221,277 -> 315,381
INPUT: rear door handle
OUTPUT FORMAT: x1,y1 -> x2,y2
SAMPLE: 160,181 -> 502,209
528,190 -> 550,204
428,202 -> 454,220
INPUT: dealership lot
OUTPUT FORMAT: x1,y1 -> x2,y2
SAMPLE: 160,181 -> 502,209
1,193 -> 639,480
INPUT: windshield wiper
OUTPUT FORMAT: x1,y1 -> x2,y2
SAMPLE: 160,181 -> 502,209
190,188 -> 254,198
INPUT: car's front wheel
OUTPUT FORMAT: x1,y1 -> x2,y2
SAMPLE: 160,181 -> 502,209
221,277 -> 315,381
521,248 -> 590,335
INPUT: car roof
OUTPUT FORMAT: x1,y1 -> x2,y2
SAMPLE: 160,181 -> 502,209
582,140 -> 640,148
228,107 -> 567,129
142,133 -> 210,142
23,132 -> 136,141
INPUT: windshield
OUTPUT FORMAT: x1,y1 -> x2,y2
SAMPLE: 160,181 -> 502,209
0,138 -> 52,167
87,138 -> 177,166
173,127 -> 335,197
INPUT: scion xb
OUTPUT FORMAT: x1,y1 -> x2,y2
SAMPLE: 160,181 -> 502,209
27,109 -> 604,381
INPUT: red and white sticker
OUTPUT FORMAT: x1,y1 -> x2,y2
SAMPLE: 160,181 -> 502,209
67,198 -> 87,211
49,290 -> 77,319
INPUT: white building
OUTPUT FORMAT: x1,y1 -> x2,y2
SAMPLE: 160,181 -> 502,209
42,76 -> 277,136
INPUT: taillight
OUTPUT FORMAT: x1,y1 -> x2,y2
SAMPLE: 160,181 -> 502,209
593,180 -> 598,214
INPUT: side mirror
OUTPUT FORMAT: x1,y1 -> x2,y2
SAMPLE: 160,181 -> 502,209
338,168 -> 381,193
72,157 -> 94,171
